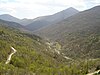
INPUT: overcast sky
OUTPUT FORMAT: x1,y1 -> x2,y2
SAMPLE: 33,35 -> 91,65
0,0 -> 100,19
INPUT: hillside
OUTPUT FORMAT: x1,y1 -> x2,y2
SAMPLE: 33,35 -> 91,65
35,6 -> 100,59
0,14 -> 34,26
0,23 -> 65,75
0,14 -> 20,23
0,18 -> 100,75
19,18 -> 34,26
0,19 -> 23,29
25,7 -> 79,31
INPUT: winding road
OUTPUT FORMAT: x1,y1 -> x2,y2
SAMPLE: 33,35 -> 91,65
86,70 -> 100,75
5,46 -> 17,64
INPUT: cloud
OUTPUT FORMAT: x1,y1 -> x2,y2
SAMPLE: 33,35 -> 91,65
84,0 -> 100,4
36,0 -> 86,8
0,0 -> 100,18
83,0 -> 100,9
0,0 -> 52,18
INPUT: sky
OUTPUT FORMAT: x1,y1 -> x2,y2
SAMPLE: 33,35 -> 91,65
0,0 -> 100,19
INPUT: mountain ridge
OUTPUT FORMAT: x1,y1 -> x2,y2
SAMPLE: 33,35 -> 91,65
0,19 -> 23,29
0,14 -> 20,23
35,6 -> 100,39
35,5 -> 100,59
25,7 -> 79,31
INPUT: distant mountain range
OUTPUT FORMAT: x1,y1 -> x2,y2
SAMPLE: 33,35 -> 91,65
35,6 -> 100,39
35,6 -> 100,59
0,7 -> 79,31
0,14 -> 34,26
25,7 -> 79,31
0,14 -> 20,23
0,19 -> 23,29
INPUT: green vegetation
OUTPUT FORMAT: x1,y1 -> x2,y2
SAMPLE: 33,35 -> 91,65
35,6 -> 100,61
0,24 -> 58,74
0,23 -> 100,75
59,30 -> 100,59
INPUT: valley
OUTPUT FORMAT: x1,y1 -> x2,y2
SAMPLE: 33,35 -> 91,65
0,5 -> 100,75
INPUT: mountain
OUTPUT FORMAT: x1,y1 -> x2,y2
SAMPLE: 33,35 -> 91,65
0,18 -> 100,75
25,7 -> 79,31
0,14 -> 20,23
0,14 -> 34,26
0,22 -> 66,74
35,6 -> 100,59
19,18 -> 34,26
0,7 -> 100,75
0,7 -> 78,28
0,19 -> 23,29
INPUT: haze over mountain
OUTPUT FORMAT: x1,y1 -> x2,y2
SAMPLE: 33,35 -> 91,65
0,7 -> 78,28
0,14 -> 34,26
0,14 -> 20,23
19,18 -> 34,26
0,19 -> 23,29
25,7 -> 79,31
35,6 -> 100,59
36,6 -> 100,39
